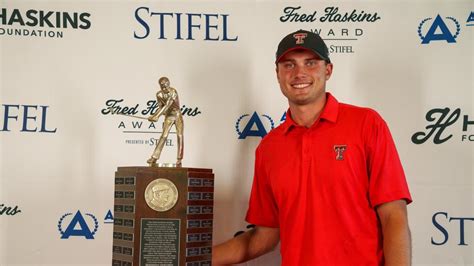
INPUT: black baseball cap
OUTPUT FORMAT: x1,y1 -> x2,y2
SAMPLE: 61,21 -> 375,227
276,29 -> 330,64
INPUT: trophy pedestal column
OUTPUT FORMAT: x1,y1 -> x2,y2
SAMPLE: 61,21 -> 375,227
112,167 -> 214,266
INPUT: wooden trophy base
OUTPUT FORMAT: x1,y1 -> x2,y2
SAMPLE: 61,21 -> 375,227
112,167 -> 214,266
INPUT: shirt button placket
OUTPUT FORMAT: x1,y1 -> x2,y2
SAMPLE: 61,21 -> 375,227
302,131 -> 311,163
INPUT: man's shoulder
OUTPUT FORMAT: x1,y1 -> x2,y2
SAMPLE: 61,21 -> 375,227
339,101 -> 375,114
257,123 -> 286,149
338,102 -> 384,123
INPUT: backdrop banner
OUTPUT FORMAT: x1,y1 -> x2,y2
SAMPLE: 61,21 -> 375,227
1,1 -> 473,265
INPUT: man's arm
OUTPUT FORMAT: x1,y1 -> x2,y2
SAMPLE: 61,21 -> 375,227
212,225 -> 280,265
377,199 -> 411,266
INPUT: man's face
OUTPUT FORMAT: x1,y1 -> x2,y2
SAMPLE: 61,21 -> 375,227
276,49 -> 333,107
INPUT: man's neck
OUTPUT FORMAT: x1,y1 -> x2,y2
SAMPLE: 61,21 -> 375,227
289,94 -> 327,128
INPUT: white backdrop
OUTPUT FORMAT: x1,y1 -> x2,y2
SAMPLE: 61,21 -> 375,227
1,1 -> 473,265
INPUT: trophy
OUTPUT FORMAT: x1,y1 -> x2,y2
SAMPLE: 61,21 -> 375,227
111,77 -> 214,266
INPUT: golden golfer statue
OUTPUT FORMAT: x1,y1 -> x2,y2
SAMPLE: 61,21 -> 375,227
147,77 -> 184,167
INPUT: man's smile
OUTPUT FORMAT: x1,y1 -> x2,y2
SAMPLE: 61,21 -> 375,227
291,82 -> 312,89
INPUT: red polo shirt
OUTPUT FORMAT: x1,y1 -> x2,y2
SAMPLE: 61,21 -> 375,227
246,93 -> 412,266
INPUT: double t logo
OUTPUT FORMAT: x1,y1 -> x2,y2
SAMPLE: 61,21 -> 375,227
293,33 -> 307,44
333,145 -> 347,160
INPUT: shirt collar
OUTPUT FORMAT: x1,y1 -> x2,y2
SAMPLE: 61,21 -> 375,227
281,92 -> 339,134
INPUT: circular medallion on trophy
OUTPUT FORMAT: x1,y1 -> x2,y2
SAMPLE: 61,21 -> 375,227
144,178 -> 179,212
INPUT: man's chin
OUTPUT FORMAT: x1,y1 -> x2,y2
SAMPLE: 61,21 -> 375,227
290,98 -> 310,106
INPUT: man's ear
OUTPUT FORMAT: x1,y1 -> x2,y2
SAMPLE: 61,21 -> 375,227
325,63 -> 333,80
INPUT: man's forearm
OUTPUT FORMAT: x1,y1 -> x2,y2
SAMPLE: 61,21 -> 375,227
212,230 -> 253,265
378,200 -> 412,266
383,219 -> 411,265
212,226 -> 280,266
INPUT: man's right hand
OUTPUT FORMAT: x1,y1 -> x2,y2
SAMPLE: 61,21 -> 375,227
212,226 -> 280,265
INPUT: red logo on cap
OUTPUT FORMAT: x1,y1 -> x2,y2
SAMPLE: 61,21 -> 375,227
293,33 -> 307,44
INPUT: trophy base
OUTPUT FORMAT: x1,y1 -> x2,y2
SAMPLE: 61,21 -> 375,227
112,166 -> 214,266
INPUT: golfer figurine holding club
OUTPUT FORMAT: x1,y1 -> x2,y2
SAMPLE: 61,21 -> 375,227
147,77 -> 184,167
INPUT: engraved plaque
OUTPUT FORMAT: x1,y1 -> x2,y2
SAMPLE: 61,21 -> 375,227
140,219 -> 180,266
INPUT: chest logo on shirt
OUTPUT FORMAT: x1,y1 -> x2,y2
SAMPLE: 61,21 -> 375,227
333,145 -> 347,160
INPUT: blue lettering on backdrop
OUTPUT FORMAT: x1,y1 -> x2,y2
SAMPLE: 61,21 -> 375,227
104,210 -> 114,224
1,104 -> 57,133
187,13 -> 201,40
58,211 -> 98,239
22,105 -> 37,132
431,212 -> 474,246
239,112 -> 268,139
152,11 -> 173,39
466,11 -> 474,25
1,104 -> 19,131
280,112 -> 287,123
419,15 -> 460,44
431,212 -> 449,245
236,112 -> 275,139
133,7 -> 238,41
205,14 -> 218,41
134,7 -> 150,39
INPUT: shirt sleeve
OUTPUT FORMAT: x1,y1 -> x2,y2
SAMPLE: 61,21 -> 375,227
365,110 -> 412,208
245,145 -> 280,228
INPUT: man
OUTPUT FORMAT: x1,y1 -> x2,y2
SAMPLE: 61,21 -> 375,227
147,77 -> 184,167
213,30 -> 412,265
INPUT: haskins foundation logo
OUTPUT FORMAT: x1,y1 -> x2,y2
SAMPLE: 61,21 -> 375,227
0,8 -> 91,39
411,108 -> 473,144
279,6 -> 382,54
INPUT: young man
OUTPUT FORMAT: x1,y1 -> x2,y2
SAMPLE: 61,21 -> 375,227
213,30 -> 412,265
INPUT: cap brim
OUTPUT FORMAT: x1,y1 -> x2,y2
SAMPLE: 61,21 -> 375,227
275,47 -> 328,64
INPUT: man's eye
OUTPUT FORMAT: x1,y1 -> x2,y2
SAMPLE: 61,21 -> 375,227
283,63 -> 294,69
306,60 -> 317,66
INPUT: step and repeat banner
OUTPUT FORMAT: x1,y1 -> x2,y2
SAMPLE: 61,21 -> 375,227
1,1 -> 473,265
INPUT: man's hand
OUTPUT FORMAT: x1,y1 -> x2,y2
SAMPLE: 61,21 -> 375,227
212,226 -> 280,265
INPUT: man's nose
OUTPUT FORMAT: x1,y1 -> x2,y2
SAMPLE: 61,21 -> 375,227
293,64 -> 308,78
